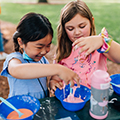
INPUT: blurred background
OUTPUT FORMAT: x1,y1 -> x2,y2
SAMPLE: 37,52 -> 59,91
0,0 -> 120,44
0,0 -> 120,99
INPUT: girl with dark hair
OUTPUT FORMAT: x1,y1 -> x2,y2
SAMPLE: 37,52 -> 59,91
1,12 -> 80,99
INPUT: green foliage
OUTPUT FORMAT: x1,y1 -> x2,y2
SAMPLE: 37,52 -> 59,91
0,2 -> 120,44
87,2 -> 120,43
0,3 -> 64,44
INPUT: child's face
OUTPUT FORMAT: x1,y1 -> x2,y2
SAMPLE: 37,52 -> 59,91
65,13 -> 91,43
23,34 -> 52,61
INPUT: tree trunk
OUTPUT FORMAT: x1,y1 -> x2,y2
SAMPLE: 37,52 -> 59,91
38,0 -> 47,2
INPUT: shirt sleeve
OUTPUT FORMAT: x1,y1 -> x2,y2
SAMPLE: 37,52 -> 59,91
41,56 -> 49,64
1,52 -> 24,77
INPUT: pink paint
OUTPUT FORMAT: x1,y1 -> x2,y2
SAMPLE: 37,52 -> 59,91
63,82 -> 66,99
63,86 -> 84,103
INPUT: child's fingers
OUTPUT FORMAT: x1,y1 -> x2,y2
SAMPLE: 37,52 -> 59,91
55,81 -> 63,90
59,81 -> 64,89
50,89 -> 55,94
84,48 -> 94,57
73,45 -> 79,51
74,76 -> 80,86
49,80 -> 60,91
70,80 -> 74,87
51,85 -> 57,92
72,40 -> 79,46
78,45 -> 88,54
72,37 -> 84,46
64,80 -> 69,86
73,42 -> 85,51
70,75 -> 80,87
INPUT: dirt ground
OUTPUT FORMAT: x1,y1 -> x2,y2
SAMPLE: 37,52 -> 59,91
0,20 -> 120,99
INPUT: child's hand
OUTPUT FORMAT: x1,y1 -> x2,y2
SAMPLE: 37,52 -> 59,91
72,36 -> 103,56
58,65 -> 80,87
49,79 -> 63,95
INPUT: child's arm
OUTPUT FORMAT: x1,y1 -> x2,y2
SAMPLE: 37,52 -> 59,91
104,40 -> 120,63
72,28 -> 120,63
8,58 -> 80,86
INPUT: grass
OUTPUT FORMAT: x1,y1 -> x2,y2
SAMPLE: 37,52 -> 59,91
0,2 -> 120,44
88,2 -> 120,43
0,3 -> 64,44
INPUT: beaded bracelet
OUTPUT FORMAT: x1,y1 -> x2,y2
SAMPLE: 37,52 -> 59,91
97,27 -> 113,53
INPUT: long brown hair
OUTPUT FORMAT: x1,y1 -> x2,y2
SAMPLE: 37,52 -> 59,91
56,0 -> 96,63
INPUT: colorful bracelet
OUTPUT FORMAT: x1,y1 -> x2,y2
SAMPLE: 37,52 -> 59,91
97,27 -> 113,53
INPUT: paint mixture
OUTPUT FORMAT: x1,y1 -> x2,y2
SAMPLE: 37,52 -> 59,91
63,86 -> 84,103
7,108 -> 33,119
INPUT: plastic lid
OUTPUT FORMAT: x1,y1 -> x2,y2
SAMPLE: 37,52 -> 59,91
90,70 -> 111,84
